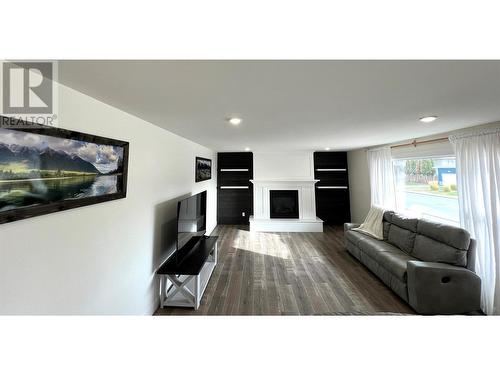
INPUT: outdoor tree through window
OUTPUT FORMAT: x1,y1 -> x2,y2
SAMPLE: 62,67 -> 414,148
393,158 -> 459,225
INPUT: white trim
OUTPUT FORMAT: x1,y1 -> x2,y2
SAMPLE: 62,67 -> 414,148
250,179 -> 320,231
449,127 -> 500,141
391,154 -> 455,161
315,168 -> 347,172
250,179 -> 319,183
367,145 -> 392,152
249,216 -> 323,232
391,140 -> 454,159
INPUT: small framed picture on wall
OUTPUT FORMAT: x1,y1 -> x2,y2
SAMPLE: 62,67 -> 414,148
195,157 -> 212,182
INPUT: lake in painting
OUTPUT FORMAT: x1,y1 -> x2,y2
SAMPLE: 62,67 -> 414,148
0,127 -> 125,213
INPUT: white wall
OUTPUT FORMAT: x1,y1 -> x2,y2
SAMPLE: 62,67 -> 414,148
253,151 -> 314,180
347,149 -> 371,223
0,84 -> 217,314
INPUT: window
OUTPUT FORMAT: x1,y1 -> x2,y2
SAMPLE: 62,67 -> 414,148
393,157 -> 459,225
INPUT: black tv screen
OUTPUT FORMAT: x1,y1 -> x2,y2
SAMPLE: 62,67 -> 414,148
177,190 -> 207,251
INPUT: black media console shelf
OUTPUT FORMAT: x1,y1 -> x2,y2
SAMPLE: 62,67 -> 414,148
314,152 -> 351,224
217,152 -> 253,224
157,236 -> 218,310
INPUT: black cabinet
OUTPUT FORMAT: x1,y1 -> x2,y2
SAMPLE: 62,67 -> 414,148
217,152 -> 253,224
314,152 -> 351,224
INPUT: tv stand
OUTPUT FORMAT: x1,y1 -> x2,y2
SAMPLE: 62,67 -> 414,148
157,236 -> 218,310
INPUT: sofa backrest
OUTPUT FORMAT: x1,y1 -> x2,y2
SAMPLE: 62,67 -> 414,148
383,211 -> 418,254
382,211 -> 474,270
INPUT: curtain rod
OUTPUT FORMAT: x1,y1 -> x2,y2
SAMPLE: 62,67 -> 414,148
390,136 -> 449,149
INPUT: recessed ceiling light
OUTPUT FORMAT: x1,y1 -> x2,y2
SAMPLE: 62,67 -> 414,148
244,147 -> 251,152
419,116 -> 438,123
227,117 -> 242,126
325,147 -> 331,151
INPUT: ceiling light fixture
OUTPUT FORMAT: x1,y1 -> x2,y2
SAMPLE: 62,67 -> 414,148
325,147 -> 331,151
419,116 -> 438,123
227,117 -> 242,126
244,147 -> 251,152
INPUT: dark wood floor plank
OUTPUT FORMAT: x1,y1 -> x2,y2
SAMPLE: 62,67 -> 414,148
278,284 -> 300,314
223,270 -> 243,314
238,247 -> 255,315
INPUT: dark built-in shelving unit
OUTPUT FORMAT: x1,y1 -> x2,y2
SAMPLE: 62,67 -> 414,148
217,152 -> 253,225
314,151 -> 351,224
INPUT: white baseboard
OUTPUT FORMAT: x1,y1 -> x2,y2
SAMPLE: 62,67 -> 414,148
249,216 -> 323,232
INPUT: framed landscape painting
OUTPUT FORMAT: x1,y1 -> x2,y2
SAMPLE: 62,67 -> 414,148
0,116 -> 129,224
195,157 -> 212,182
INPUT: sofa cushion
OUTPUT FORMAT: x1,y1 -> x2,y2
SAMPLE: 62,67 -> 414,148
383,210 -> 394,223
417,219 -> 471,250
375,266 -> 409,302
382,210 -> 394,240
376,250 -> 416,282
346,239 -> 362,260
383,221 -> 391,240
390,212 -> 418,232
357,235 -> 401,261
345,230 -> 366,247
412,234 -> 468,267
387,224 -> 416,254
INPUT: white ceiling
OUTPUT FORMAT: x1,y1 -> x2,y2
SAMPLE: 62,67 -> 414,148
58,61 -> 500,151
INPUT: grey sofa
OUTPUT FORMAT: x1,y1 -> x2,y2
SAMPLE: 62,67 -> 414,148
344,211 -> 481,314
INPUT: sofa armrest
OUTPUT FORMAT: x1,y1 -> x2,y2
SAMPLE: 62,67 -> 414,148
407,261 -> 481,314
344,223 -> 360,232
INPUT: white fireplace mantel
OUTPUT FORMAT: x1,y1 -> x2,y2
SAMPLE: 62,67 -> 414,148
249,179 -> 323,232
250,179 -> 319,184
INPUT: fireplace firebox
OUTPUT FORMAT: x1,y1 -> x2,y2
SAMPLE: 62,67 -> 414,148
270,190 -> 299,219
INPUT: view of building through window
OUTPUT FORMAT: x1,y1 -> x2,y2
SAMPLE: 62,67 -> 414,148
393,158 -> 459,225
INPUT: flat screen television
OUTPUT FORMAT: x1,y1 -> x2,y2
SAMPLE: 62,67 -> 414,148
176,190 -> 207,254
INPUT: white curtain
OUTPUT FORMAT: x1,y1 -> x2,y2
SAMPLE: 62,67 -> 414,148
366,147 -> 396,210
450,129 -> 500,315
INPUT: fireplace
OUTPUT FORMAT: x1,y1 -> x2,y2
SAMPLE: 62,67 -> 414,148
270,190 -> 299,219
250,179 -> 323,232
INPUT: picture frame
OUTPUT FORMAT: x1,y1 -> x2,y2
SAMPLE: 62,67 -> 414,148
195,157 -> 212,182
0,115 -> 129,224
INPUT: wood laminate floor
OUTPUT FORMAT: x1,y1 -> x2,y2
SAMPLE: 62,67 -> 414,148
155,225 -> 415,315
